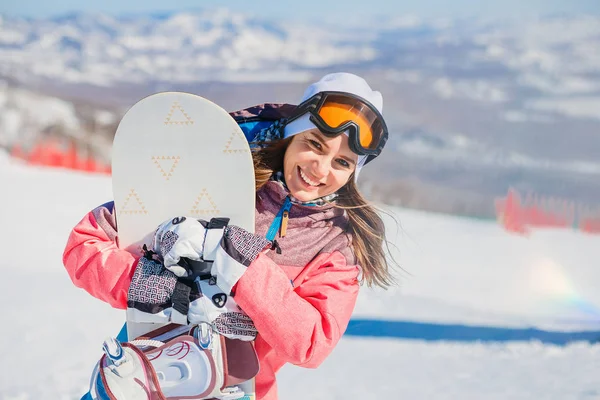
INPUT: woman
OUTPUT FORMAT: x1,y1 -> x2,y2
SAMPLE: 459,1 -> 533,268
63,72 -> 396,399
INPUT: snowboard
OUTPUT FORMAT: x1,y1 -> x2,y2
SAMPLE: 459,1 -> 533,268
111,91 -> 256,399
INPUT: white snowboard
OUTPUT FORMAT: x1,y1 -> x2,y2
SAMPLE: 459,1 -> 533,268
111,91 -> 256,399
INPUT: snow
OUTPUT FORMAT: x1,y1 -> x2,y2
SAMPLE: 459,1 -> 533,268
278,339 -> 600,400
1,160 -> 599,399
0,82 -> 82,147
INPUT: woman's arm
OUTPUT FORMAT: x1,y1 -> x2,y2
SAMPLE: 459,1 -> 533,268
62,201 -> 137,309
233,251 -> 360,369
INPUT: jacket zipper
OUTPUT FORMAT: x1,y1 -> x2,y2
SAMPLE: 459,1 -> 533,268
266,196 -> 292,241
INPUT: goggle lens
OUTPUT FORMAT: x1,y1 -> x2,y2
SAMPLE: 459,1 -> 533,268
315,94 -> 383,151
287,91 -> 388,161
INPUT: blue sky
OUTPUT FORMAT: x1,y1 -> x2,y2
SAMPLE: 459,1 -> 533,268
2,0 -> 599,21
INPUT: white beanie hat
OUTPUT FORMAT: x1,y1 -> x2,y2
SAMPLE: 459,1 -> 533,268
283,72 -> 384,180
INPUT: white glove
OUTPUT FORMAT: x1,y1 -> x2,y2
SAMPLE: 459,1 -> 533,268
187,223 -> 270,342
188,278 -> 257,341
212,225 -> 272,295
152,216 -> 226,277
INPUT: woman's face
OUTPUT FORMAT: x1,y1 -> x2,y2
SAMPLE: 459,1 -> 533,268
283,129 -> 358,202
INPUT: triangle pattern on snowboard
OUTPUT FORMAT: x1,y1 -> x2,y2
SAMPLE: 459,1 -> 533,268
223,130 -> 250,154
120,189 -> 148,215
190,188 -> 220,215
164,101 -> 194,126
152,155 -> 180,180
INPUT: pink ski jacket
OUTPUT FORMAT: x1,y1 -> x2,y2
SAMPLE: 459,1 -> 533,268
63,180 -> 360,400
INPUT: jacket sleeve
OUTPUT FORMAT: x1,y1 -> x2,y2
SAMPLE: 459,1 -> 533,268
62,201 -> 137,309
233,250 -> 360,369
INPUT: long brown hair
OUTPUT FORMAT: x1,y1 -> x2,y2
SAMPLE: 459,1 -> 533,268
252,137 -> 397,289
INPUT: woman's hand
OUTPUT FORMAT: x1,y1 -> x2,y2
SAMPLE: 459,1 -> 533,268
152,216 -> 271,297
212,225 -> 272,295
189,278 -> 258,341
127,254 -> 188,324
152,216 -> 226,277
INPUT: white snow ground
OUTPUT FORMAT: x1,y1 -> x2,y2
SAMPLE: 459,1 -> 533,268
1,155 -> 599,399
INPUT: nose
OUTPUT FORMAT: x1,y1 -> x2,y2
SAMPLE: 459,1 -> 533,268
313,157 -> 329,179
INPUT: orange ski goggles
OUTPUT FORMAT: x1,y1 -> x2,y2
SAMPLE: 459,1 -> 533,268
287,92 -> 388,163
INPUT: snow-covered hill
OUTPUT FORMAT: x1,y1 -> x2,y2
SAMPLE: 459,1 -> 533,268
0,82 -> 118,167
0,82 -> 79,146
1,159 -> 599,399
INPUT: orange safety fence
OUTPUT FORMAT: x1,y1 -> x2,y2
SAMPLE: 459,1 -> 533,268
9,139 -> 111,175
495,188 -> 600,235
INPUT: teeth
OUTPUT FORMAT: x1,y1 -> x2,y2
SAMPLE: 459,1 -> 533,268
299,168 -> 319,187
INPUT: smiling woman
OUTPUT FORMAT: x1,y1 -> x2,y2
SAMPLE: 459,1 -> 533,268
62,72 -> 398,400
250,72 -> 394,287
232,74 -> 399,399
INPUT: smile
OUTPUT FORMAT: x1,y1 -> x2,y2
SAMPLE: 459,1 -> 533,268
298,167 -> 321,187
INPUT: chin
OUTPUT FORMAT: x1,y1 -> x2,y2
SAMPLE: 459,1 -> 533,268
290,191 -> 316,202
291,187 -> 336,202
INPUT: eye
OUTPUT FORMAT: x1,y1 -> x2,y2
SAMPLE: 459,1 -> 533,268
308,139 -> 322,150
336,158 -> 350,168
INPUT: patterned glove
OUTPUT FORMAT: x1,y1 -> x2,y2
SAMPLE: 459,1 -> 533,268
126,251 -> 196,325
186,224 -> 269,341
211,225 -> 272,296
152,216 -> 226,278
136,218 -> 268,331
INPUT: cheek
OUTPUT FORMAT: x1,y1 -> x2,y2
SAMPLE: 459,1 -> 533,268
283,144 -> 297,171
330,168 -> 353,187
284,145 -> 310,168
283,146 -> 301,179
283,150 -> 290,175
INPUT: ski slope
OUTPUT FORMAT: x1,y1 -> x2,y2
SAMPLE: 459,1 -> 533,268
1,155 -> 599,399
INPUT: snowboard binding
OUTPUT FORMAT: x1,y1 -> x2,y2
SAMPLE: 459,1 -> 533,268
89,324 -> 259,400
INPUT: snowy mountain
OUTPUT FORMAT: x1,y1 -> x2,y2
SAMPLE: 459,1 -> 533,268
0,9 -> 378,86
2,10 -> 600,215
1,11 -> 599,102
